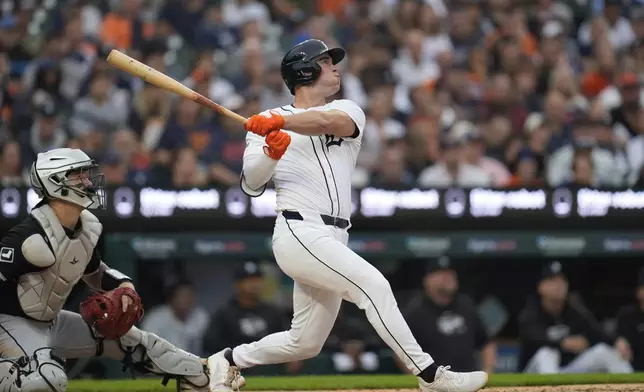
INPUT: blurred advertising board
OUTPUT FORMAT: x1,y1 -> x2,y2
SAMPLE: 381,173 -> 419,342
2,186 -> 644,233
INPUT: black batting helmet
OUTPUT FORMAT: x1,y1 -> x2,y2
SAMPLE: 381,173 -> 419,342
281,39 -> 346,95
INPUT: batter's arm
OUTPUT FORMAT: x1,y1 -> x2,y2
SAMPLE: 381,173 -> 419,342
241,132 -> 279,197
282,99 -> 366,138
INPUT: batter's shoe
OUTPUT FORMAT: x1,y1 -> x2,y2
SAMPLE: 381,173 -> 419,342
418,366 -> 488,392
207,348 -> 246,392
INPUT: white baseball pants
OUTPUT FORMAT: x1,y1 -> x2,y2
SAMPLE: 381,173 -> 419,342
524,344 -> 634,374
232,211 -> 433,375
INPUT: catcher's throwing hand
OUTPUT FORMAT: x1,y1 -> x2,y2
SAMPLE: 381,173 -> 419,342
119,281 -> 136,312
263,130 -> 291,160
80,285 -> 144,339
245,111 -> 285,136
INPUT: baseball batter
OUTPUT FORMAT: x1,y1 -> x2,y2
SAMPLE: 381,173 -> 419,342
206,39 -> 488,392
0,148 -> 211,392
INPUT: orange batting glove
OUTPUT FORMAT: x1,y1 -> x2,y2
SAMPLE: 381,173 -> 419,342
245,111 -> 285,136
263,130 -> 291,160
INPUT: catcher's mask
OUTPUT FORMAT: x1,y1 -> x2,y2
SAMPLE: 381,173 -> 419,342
30,148 -> 106,210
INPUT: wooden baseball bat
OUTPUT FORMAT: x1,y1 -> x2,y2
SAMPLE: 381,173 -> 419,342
106,49 -> 248,124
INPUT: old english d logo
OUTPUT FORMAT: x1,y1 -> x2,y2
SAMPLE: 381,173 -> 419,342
325,134 -> 343,148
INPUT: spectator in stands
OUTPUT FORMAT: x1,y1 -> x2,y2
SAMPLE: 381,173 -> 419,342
569,147 -> 597,187
518,261 -> 633,374
141,280 -> 210,357
0,139 -> 23,186
615,268 -> 644,371
18,98 -> 67,167
456,121 -> 511,187
209,94 -> 252,186
392,29 -> 440,100
69,70 -> 130,138
100,151 -> 128,186
202,261 -> 301,371
5,0 -> 644,194
547,119 -> 626,187
506,148 -> 543,188
107,128 -> 153,186
358,85 -> 405,174
258,59 -> 292,111
170,147 -> 209,188
550,63 -> 589,116
59,15 -> 95,101
156,98 -> 217,171
195,4 -> 238,51
608,72 -> 642,143
626,108 -> 644,185
402,257 -> 496,374
128,82 -> 173,152
19,32 -> 66,98
481,114 -> 517,171
541,90 -> 572,154
100,0 -> 151,51
418,131 -> 491,188
578,0 -> 634,54
370,144 -> 414,188
183,51 -> 236,109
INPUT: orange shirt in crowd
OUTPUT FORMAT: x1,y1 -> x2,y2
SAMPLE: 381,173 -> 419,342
581,72 -> 611,98
317,0 -> 353,18
100,13 -> 154,50
486,31 -> 538,57
505,176 -> 543,188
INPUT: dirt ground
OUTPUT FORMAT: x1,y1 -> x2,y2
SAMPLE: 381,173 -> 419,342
275,386 -> 644,392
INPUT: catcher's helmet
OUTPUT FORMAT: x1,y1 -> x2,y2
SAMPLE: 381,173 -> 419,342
30,148 -> 105,210
281,39 -> 346,95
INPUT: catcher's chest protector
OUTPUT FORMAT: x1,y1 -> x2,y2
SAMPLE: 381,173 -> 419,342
18,205 -> 102,321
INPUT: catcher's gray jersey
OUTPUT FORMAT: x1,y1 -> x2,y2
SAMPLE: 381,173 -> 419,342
0,204 -> 102,321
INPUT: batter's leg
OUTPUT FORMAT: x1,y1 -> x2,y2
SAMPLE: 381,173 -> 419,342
207,282 -> 342,391
269,218 -> 487,392
271,220 -> 432,375
49,310 -> 210,391
233,282 -> 342,367
0,314 -> 67,391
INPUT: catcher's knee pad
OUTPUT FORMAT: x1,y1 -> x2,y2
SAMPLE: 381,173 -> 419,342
3,348 -> 67,392
0,359 -> 21,392
119,329 -> 209,391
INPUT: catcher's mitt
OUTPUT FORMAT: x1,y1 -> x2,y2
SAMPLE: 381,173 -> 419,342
80,287 -> 144,339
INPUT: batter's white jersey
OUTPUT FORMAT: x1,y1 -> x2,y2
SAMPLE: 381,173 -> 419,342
241,99 -> 366,220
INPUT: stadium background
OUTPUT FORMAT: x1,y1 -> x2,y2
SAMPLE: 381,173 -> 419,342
1,0 -> 644,383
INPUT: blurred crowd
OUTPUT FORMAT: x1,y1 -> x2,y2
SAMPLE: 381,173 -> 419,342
3,0 -> 644,189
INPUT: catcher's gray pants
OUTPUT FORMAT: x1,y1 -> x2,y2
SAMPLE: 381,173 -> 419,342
524,344 -> 634,374
0,311 -> 127,361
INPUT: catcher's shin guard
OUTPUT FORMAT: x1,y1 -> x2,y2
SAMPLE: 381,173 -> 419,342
118,328 -> 209,391
0,348 -> 68,392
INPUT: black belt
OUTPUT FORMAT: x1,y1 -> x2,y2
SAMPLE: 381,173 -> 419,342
282,211 -> 350,229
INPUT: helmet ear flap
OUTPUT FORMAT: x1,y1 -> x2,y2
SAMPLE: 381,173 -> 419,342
290,60 -> 322,87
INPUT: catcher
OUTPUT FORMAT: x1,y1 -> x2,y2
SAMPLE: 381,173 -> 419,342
0,148 -> 211,392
